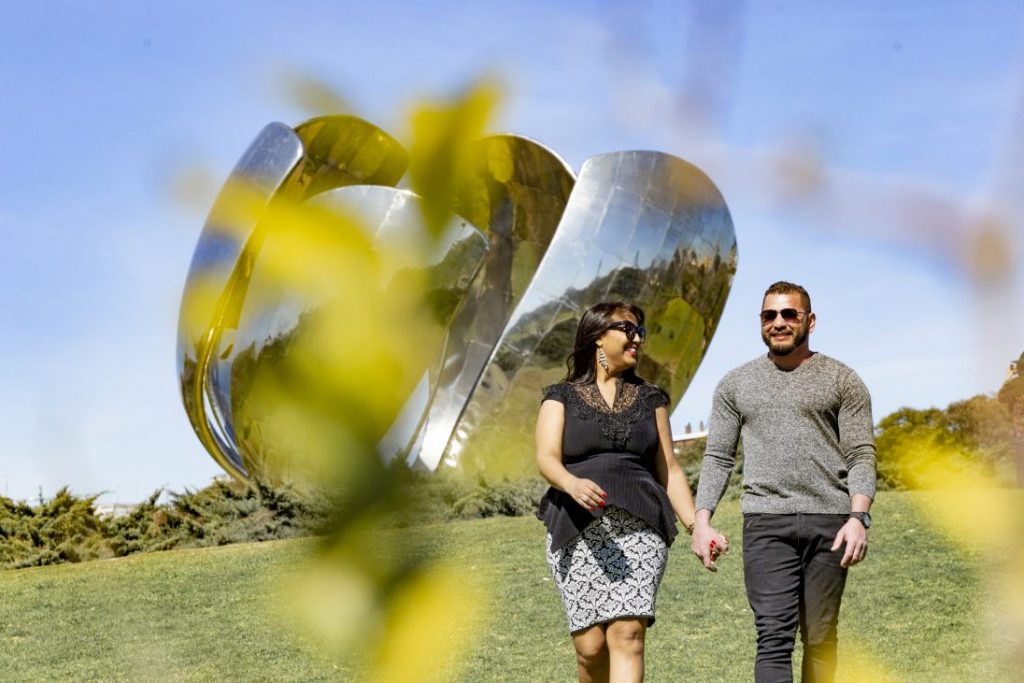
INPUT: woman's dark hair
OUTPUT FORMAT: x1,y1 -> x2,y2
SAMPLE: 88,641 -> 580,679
564,301 -> 645,384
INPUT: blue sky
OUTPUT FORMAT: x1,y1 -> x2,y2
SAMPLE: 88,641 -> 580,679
1,1 -> 1022,503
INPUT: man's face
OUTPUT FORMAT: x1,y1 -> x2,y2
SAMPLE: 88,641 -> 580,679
760,292 -> 815,356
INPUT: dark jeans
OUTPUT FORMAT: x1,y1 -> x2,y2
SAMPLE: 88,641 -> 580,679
742,514 -> 849,683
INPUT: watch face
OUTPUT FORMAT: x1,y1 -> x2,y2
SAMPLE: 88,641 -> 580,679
854,512 -> 872,529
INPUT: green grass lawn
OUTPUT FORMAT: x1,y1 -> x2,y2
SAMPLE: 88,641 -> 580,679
0,492 -> 1007,681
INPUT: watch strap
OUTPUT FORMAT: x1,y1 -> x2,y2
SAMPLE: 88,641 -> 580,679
849,511 -> 871,529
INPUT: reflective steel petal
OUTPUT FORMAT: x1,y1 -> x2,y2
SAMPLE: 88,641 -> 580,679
411,135 -> 575,469
284,115 -> 409,200
223,185 -> 488,480
179,117 -> 409,480
444,151 -> 737,473
177,122 -> 304,478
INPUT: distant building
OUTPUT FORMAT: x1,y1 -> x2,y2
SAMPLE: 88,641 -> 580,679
673,419 -> 709,446
94,503 -> 137,520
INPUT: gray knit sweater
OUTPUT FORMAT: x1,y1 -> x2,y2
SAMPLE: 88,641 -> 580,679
694,353 -> 877,515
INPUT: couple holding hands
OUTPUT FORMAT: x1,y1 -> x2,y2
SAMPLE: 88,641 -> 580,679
536,282 -> 876,683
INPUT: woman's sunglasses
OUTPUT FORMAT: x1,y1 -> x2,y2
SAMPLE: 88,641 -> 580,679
759,308 -> 808,325
607,321 -> 647,342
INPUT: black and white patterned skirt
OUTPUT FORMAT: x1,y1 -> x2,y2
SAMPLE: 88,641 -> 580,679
545,506 -> 669,634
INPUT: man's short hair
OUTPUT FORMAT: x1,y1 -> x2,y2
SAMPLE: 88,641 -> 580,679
764,281 -> 811,312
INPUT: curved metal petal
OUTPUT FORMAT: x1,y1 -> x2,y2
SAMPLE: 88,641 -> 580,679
443,151 -> 737,473
179,117 -> 409,480
225,185 -> 489,480
285,115 -> 409,200
411,135 -> 575,469
177,122 -> 304,479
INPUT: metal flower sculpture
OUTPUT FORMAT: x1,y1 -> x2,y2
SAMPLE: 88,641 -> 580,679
177,115 -> 737,483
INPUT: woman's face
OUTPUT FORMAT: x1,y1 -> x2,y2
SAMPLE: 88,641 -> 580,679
596,309 -> 643,374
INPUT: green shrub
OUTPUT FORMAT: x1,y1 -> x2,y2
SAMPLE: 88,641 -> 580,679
0,488 -> 111,568
451,477 -> 548,519
6,450 -> 752,569
0,480 -> 330,570
381,459 -> 547,525
153,479 -> 329,547
674,437 -> 743,500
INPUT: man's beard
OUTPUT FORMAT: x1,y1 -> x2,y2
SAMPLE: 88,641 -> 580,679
763,327 -> 808,356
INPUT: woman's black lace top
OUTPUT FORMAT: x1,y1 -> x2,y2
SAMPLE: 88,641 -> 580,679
537,377 -> 679,552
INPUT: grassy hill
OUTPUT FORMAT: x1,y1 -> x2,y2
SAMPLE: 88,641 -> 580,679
0,492 -> 1007,681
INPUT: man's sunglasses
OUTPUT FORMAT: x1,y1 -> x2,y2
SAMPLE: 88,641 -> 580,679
759,308 -> 808,325
607,321 -> 647,342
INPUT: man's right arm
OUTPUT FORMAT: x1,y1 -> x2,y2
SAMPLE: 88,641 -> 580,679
691,377 -> 741,570
694,378 -> 741,513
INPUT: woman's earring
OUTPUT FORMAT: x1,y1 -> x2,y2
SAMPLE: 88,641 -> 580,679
597,347 -> 609,372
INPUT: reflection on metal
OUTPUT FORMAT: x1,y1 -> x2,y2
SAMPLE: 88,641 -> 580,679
177,116 -> 409,480
412,135 -> 576,469
445,152 -> 736,473
178,123 -> 305,479
230,186 -> 488,481
287,116 -> 409,200
318,186 -> 489,469
179,120 -> 737,483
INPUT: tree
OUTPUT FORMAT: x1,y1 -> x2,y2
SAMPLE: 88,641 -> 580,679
875,396 -> 1014,490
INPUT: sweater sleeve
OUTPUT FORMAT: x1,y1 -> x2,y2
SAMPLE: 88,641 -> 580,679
694,374 -> 741,514
838,369 -> 877,500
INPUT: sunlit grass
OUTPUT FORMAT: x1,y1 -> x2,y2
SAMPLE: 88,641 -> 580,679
881,428 -> 1024,678
0,493 -> 1002,682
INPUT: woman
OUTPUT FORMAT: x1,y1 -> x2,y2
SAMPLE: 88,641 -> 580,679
536,301 -> 728,683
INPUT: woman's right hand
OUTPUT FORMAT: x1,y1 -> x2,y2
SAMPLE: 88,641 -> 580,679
566,477 -> 607,511
692,521 -> 729,572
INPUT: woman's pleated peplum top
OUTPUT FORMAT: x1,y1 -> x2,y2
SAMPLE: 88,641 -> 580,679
537,376 -> 679,552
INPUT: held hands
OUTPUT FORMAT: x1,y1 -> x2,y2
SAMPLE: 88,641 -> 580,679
831,518 -> 868,568
692,522 -> 730,572
567,477 -> 607,512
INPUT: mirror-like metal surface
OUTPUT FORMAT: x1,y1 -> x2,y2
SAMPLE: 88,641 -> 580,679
411,135 -> 575,470
225,186 -> 488,481
177,123 -> 304,478
178,117 -> 410,480
444,151 -> 737,474
285,116 -> 409,200
180,120 -> 738,484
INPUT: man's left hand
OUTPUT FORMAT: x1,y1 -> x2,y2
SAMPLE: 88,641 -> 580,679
831,518 -> 868,568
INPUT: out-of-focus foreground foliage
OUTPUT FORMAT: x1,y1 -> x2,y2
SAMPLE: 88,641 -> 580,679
875,393 -> 1015,489
175,79 -> 506,682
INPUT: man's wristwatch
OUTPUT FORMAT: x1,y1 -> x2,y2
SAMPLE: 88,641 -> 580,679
849,511 -> 872,529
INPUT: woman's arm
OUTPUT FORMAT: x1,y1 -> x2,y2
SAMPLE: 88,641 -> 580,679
653,405 -> 696,532
536,399 -> 606,511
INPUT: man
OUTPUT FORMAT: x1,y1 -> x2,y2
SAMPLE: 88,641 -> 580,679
692,281 -> 876,683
